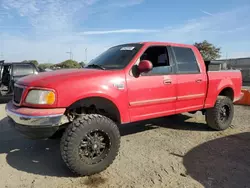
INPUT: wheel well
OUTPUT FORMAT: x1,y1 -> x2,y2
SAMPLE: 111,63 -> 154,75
67,97 -> 121,124
219,87 -> 234,101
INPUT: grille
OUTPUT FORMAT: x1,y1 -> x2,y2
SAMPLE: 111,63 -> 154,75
13,86 -> 24,104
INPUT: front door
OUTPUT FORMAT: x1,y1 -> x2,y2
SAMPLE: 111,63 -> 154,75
127,46 -> 177,122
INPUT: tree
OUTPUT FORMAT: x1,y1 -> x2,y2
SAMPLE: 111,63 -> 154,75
54,59 -> 81,69
38,63 -> 53,70
22,60 -> 39,66
194,40 -> 221,61
30,60 -> 39,66
79,61 -> 86,68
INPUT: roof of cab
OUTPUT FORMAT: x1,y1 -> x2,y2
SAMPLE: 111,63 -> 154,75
1,62 -> 34,65
138,41 -> 195,48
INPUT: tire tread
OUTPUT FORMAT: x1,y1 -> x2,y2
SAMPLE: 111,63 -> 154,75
205,96 -> 234,131
60,114 -> 120,176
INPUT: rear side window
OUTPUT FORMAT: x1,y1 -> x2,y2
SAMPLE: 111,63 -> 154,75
13,64 -> 34,76
172,47 -> 200,74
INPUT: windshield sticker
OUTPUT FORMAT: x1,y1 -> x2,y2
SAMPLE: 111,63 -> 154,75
120,46 -> 135,51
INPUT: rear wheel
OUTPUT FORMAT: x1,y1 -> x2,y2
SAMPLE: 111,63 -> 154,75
60,114 -> 120,176
205,96 -> 234,130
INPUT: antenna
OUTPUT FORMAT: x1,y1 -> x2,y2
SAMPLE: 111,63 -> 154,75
0,32 -> 3,59
85,48 -> 87,63
66,48 -> 73,60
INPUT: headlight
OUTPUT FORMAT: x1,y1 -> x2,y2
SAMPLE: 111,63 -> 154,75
25,90 -> 56,105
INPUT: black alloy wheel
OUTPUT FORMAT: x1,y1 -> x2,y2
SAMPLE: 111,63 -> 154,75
78,130 -> 111,165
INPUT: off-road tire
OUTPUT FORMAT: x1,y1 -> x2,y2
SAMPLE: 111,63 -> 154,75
60,114 -> 120,176
205,96 -> 234,130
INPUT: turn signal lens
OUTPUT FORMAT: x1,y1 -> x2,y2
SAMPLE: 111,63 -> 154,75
45,91 -> 55,105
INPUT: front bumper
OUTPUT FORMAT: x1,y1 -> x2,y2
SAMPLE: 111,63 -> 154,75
6,102 -> 67,139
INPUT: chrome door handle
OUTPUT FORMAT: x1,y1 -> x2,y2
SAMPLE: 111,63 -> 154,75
196,79 -> 202,83
163,79 -> 172,85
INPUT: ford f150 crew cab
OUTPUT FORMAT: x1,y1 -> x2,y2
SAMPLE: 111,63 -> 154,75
6,42 -> 243,176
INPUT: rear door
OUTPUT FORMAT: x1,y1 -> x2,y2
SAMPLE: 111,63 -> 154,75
171,46 -> 207,113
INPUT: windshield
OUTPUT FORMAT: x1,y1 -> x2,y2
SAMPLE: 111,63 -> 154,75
85,43 -> 143,70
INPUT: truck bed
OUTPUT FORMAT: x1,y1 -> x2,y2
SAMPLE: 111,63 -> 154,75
204,70 -> 242,108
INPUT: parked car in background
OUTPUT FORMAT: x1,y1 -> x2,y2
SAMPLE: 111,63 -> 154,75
0,61 -> 39,97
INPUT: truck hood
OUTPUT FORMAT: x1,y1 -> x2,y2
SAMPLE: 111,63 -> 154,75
17,68 -> 120,88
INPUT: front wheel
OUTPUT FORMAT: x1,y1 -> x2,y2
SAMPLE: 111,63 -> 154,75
205,96 -> 234,131
60,114 -> 120,176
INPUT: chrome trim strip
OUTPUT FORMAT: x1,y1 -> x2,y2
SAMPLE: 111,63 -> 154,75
177,93 -> 205,100
6,106 -> 64,127
134,109 -> 175,118
130,97 -> 177,106
130,94 -> 205,106
208,70 -> 241,72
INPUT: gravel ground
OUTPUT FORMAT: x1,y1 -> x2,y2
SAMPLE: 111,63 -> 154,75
1,101 -> 250,188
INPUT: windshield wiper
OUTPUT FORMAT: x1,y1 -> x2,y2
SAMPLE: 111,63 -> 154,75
85,64 -> 106,70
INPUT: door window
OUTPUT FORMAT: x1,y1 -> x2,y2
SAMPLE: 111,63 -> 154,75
139,46 -> 174,76
172,47 -> 200,74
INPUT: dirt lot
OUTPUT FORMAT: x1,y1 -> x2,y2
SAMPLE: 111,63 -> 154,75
1,101 -> 250,188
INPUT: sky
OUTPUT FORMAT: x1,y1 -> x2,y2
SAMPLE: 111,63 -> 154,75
0,0 -> 250,63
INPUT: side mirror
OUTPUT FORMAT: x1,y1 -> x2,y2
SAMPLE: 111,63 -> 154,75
138,60 -> 153,73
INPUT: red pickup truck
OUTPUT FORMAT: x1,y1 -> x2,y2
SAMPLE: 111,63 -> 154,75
6,42 -> 242,176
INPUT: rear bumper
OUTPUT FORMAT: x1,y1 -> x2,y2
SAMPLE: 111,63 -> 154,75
6,102 -> 67,139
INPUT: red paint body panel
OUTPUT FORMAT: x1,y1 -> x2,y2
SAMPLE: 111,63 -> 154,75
14,42 -> 242,124
175,74 -> 207,113
127,74 -> 177,122
175,45 -> 207,113
18,69 -> 131,123
204,71 -> 242,108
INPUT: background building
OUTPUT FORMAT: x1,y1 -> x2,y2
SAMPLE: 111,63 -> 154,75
213,57 -> 250,85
